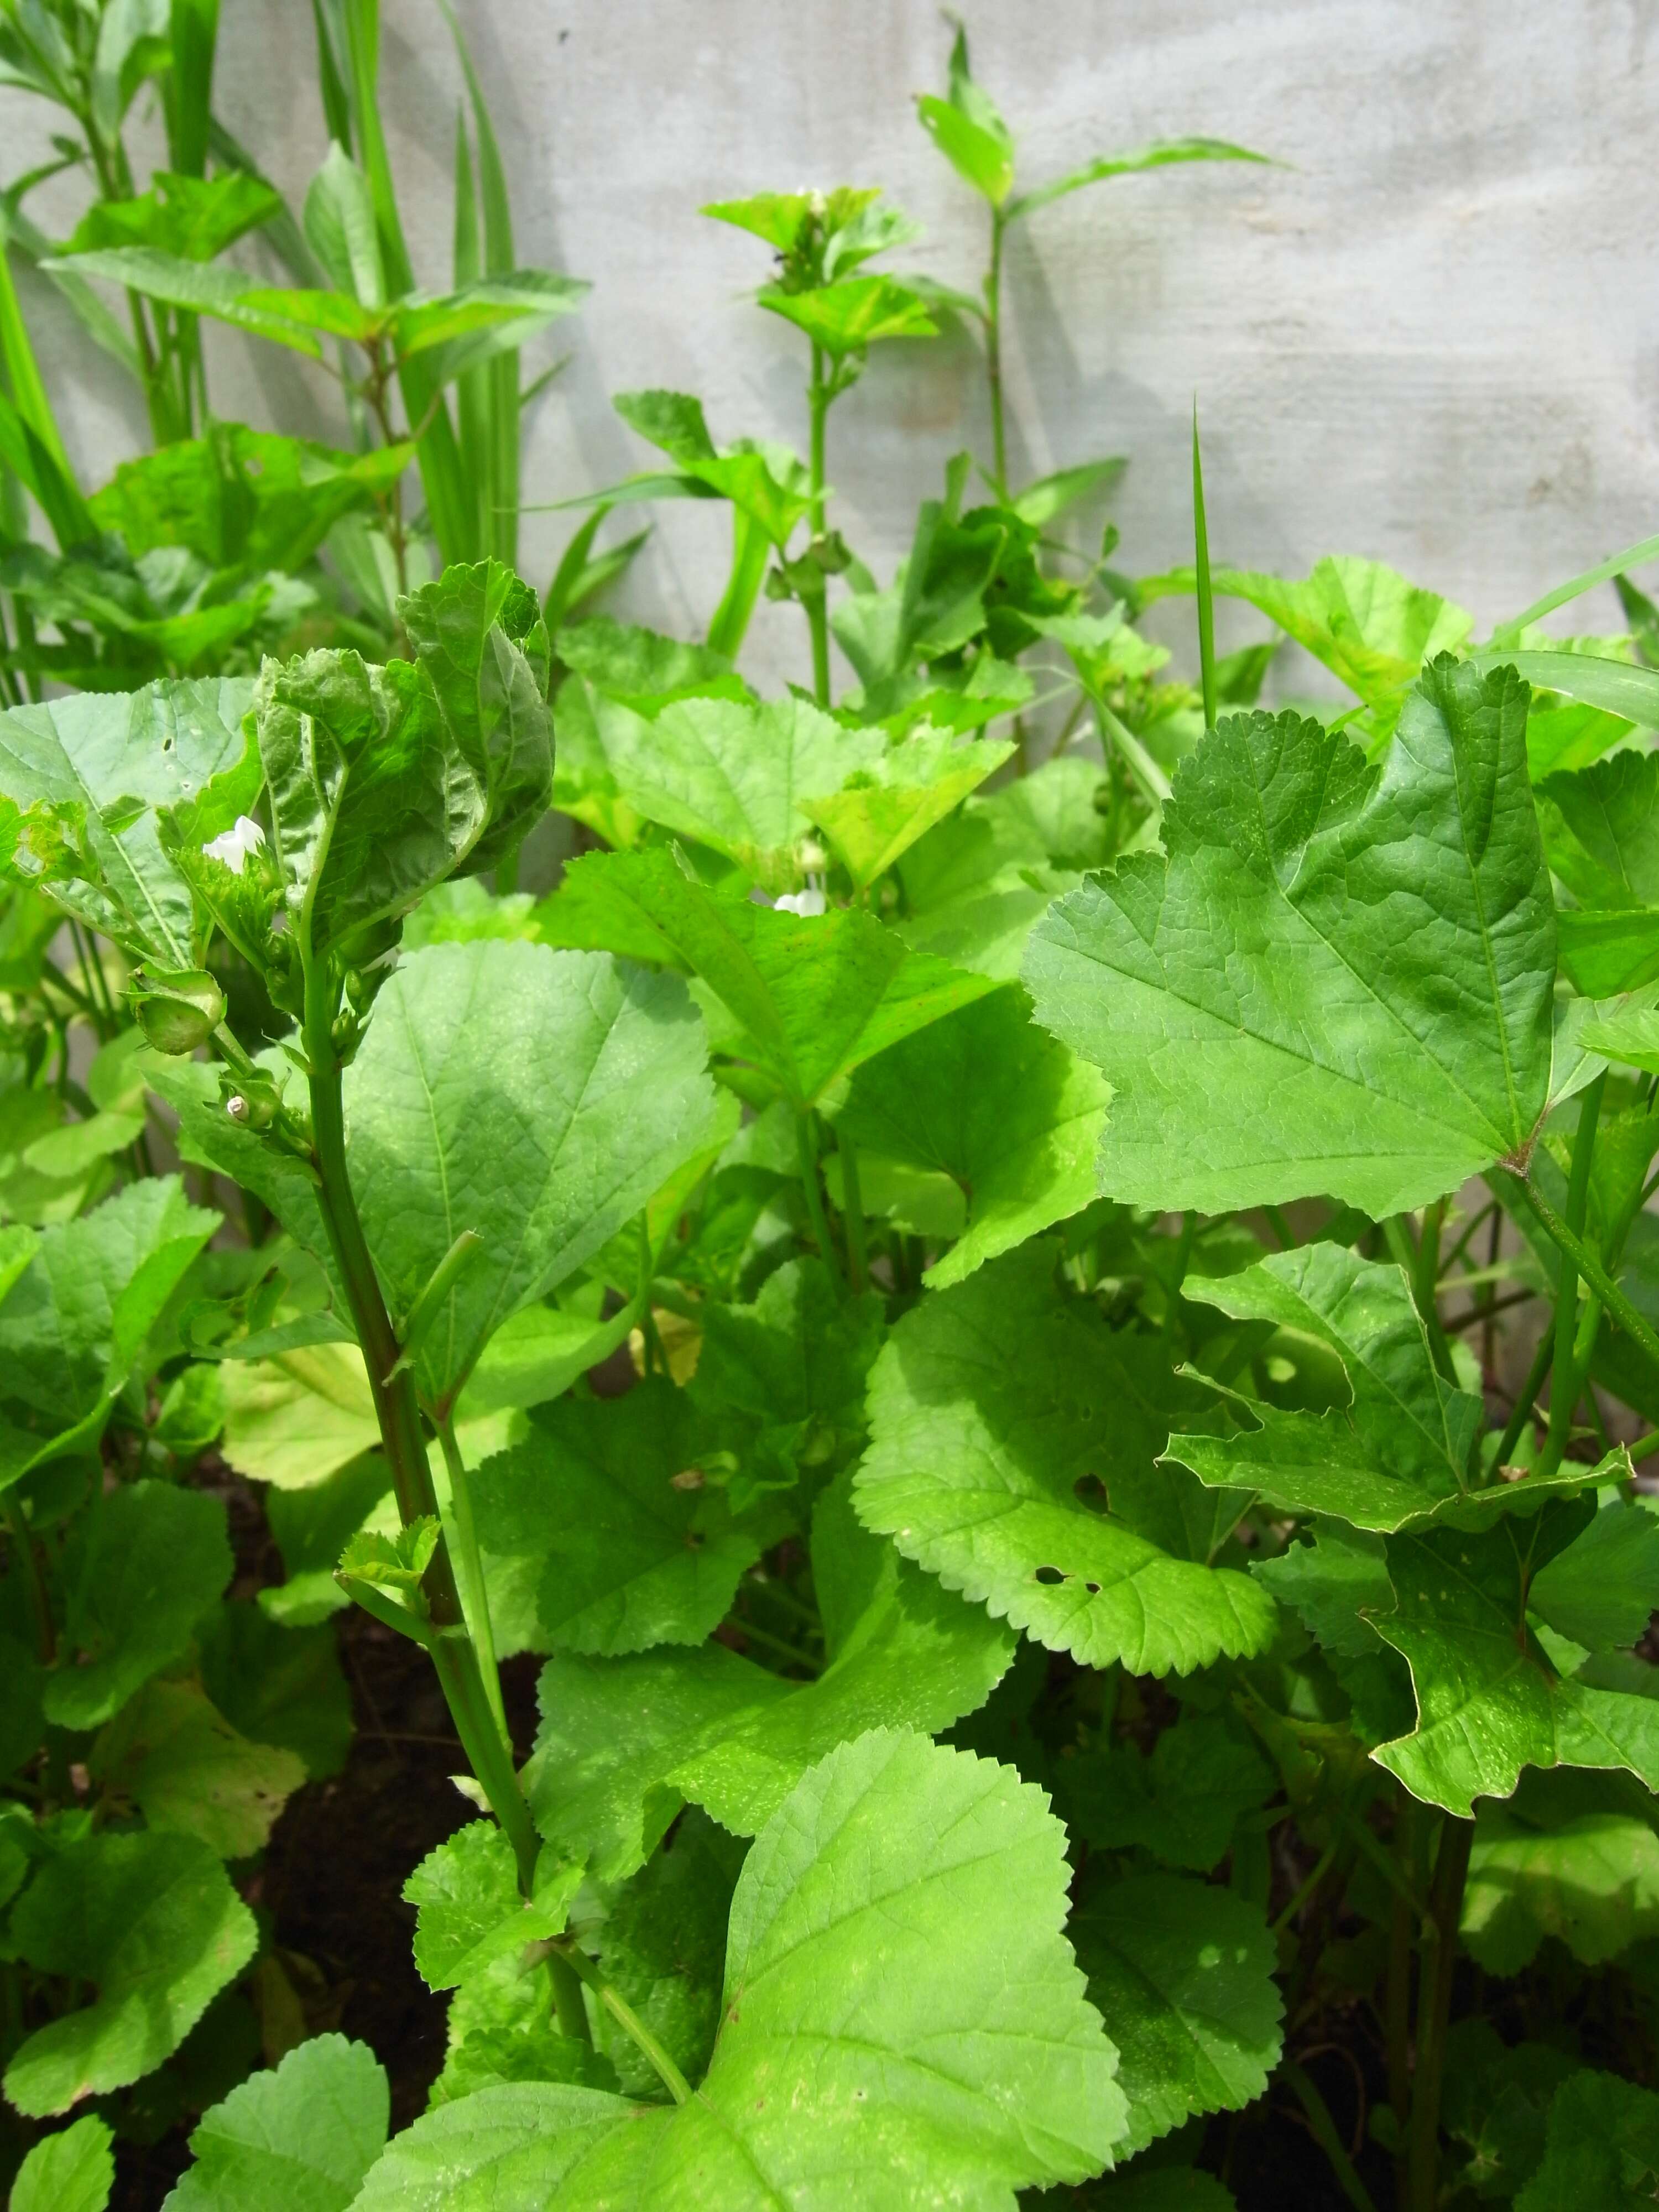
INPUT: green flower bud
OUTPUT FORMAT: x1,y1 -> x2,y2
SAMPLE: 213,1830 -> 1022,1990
128,967 -> 226,1055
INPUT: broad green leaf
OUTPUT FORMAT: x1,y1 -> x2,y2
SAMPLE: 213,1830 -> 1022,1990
1579,1000 -> 1659,1077
1530,1500 -> 1659,1651
701,187 -> 883,258
251,562 -> 551,961
1008,138 -> 1275,223
7,2114 -> 113,2212
48,247 -> 330,356
1462,1770 -> 1659,1971
0,676 -> 253,966
898,860 -> 1083,983
1024,661 -> 1556,1216
687,1259 -> 885,1510
1372,1513 -> 1659,1814
403,1822 -> 580,1990
471,1378 -> 763,1653
1536,749 -> 1659,908
3,1830 -> 256,2117
1165,1245 -> 1591,1532
539,848 -> 997,1107
597,691 -> 882,891
607,390 -> 813,546
456,1300 -> 638,1417
805,726 -> 1014,890
344,940 -> 721,1411
359,1729 -> 1124,2209
916,94 -> 1015,206
219,1344 -> 376,1489
1466,647 -> 1659,730
526,1496 -> 1013,1880
1527,699 -> 1634,780
1055,1713 -> 1274,1873
90,1681 -> 305,1859
1441,2021 -> 1575,2206
196,1601 -> 356,1780
759,275 -> 937,357
1556,907 -> 1659,997
1252,1519 -> 1394,1658
1071,1873 -> 1282,2156
1137,554 -> 1472,726
160,2032 -> 389,2211
304,143 -> 386,309
0,1177 -> 218,1470
834,984 -> 1110,1287
556,614 -> 739,704
67,170 -> 281,264
1011,458 -> 1127,528
1515,2069 -> 1659,2211
855,1241 -> 1276,1674
46,1480 -> 231,1730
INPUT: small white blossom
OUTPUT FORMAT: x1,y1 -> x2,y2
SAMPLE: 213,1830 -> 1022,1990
203,815 -> 267,877
774,886 -> 827,917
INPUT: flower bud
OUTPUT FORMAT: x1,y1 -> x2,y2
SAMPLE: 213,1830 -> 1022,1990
128,967 -> 226,1055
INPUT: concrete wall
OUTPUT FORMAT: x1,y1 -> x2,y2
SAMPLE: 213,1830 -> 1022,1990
8,0 -> 1658,692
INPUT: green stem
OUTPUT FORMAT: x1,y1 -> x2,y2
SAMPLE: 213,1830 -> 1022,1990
1282,2061 -> 1380,2212
837,1131 -> 869,1293
985,207 -> 1006,495
1522,1173 -> 1659,1384
796,1108 -> 839,1282
805,343 -> 832,707
298,959 -> 587,2038
1408,1813 -> 1474,2212
436,1416 -> 507,1745
1495,1328 -> 1554,1469
1386,1789 -> 1414,2212
4,1498 -> 53,1665
554,1940 -> 691,2104
1540,1073 -> 1605,1478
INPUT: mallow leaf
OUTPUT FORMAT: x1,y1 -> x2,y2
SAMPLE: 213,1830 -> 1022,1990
159,2032 -> 389,2212
88,1680 -> 306,1859
1462,1770 -> 1659,1973
343,940 -> 721,1412
1024,659 -> 1556,1217
1528,1500 -> 1659,1652
3,1830 -> 256,2117
856,1242 -> 1275,1674
1055,1713 -> 1275,1874
594,691 -> 883,893
804,726 -> 1014,891
1515,2069 -> 1659,2211
525,1486 -> 1013,1880
0,1176 -> 219,1476
403,1822 -> 581,1991
1071,1873 -> 1283,2156
46,1480 -> 232,1730
758,274 -> 937,357
539,848 -> 997,1107
1372,1510 -> 1659,1814
7,2114 -> 113,2212
1536,748 -> 1659,910
471,1378 -> 764,1654
1168,1244 -> 1587,1531
833,984 -> 1110,1287
0,676 -> 253,965
355,1729 -> 1124,2210
1137,553 -> 1473,728
252,562 -> 550,962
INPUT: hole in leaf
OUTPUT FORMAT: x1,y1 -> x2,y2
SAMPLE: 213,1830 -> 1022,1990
1073,1474 -> 1108,1512
1084,1582 -> 1101,1595
1035,1565 -> 1066,1585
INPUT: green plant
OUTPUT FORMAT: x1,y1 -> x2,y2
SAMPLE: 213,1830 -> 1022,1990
6,14 -> 1659,2212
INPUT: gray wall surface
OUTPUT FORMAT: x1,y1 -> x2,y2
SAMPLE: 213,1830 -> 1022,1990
8,0 -> 1658,692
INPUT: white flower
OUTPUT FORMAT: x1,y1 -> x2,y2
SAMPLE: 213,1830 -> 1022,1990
774,886 -> 827,917
203,815 -> 267,877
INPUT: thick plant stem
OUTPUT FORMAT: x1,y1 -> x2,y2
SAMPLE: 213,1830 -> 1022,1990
805,343 -> 832,707
1540,1072 -> 1605,1478
1522,1176 -> 1659,1385
1386,1788 -> 1415,2210
1409,1813 -> 1474,2212
985,207 -> 1007,495
299,963 -> 587,2038
436,1416 -> 507,1745
1495,1327 -> 1553,1469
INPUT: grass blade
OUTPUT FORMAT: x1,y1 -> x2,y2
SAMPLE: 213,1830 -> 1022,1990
1192,400 -> 1217,729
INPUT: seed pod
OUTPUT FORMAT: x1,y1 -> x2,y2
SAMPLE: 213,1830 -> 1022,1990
128,967 -> 226,1055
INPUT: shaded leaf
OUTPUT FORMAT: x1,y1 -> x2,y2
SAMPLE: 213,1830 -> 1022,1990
160,2032 -> 388,2211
